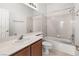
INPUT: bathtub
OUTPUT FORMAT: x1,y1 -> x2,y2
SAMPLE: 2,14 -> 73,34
44,36 -> 76,55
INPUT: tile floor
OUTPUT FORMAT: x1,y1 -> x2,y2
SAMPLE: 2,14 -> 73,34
43,49 -> 71,56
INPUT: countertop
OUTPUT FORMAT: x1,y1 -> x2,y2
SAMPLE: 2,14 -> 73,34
0,32 -> 43,56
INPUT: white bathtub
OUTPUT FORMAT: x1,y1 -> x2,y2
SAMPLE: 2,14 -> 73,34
44,36 -> 76,55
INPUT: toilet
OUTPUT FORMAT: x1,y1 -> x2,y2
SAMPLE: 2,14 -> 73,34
42,41 -> 52,55
35,33 -> 52,55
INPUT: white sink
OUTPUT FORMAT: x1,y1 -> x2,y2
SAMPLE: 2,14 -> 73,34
12,36 -> 33,44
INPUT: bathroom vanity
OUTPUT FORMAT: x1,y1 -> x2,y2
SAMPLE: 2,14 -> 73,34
0,32 -> 43,56
11,39 -> 42,56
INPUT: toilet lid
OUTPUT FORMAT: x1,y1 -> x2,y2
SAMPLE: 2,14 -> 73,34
42,41 -> 52,46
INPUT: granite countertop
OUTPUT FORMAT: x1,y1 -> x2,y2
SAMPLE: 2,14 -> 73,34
0,32 -> 43,56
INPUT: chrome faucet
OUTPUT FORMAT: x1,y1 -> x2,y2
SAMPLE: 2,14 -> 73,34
19,35 -> 23,40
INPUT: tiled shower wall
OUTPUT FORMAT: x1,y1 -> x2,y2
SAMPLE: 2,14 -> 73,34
46,3 -> 74,39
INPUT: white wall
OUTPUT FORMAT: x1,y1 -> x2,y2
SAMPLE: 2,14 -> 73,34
0,3 -> 34,35
37,3 -> 47,15
47,3 -> 74,14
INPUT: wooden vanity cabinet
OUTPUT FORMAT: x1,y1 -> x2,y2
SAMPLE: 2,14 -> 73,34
11,39 -> 42,56
31,39 -> 42,56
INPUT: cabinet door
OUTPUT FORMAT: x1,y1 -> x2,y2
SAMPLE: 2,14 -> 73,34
31,39 -> 42,56
12,46 -> 30,56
